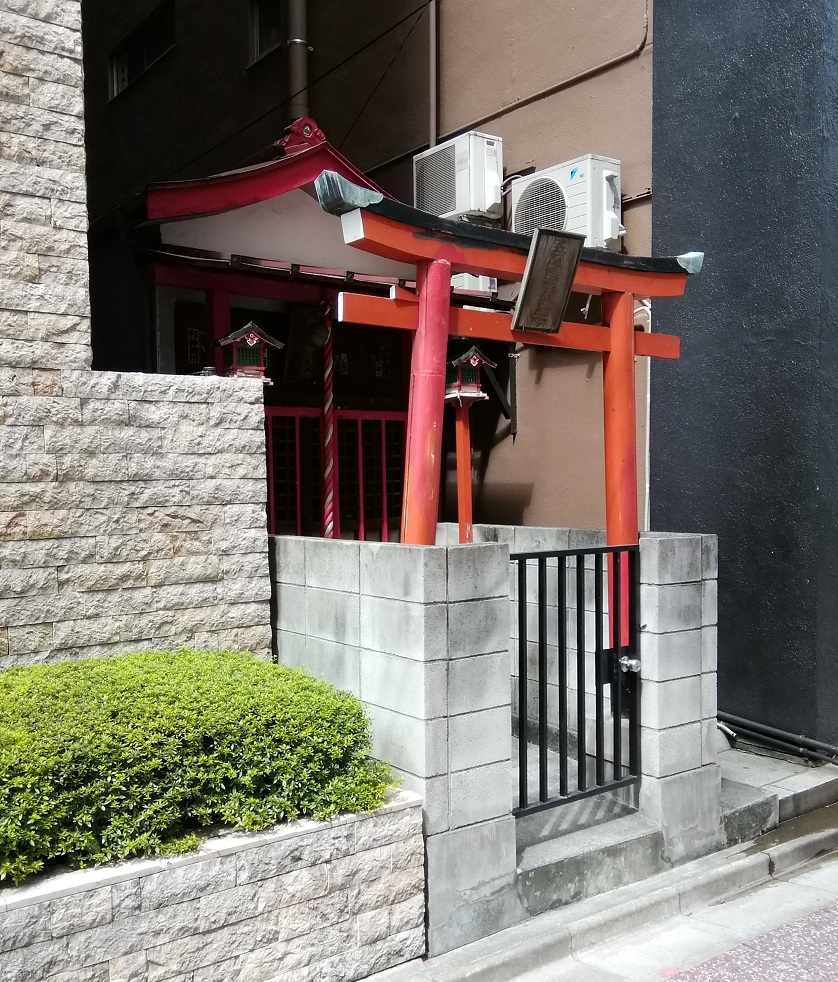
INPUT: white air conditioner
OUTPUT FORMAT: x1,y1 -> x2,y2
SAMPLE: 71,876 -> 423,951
413,131 -> 503,220
509,154 -> 624,250
451,272 -> 497,294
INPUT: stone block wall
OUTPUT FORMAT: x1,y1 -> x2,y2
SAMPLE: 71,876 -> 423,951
0,790 -> 425,982
270,535 -> 526,955
0,370 -> 273,663
0,2 -> 273,662
0,0 -> 91,372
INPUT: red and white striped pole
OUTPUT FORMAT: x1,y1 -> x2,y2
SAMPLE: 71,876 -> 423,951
322,306 -> 337,538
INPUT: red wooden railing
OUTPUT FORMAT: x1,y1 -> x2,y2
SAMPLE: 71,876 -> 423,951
264,406 -> 406,540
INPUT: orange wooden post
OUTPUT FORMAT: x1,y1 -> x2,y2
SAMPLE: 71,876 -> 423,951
454,403 -> 473,543
602,290 -> 638,544
401,258 -> 451,544
602,291 -> 637,646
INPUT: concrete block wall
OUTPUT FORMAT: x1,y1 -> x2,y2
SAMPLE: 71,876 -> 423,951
638,531 -> 723,863
0,790 -> 425,982
0,2 -> 273,662
271,534 -> 527,955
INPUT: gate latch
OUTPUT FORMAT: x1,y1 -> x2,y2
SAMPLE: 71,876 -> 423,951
619,656 -> 641,674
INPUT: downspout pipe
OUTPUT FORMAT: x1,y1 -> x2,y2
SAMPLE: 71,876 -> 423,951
429,0 -> 438,148
288,0 -> 309,121
718,711 -> 838,763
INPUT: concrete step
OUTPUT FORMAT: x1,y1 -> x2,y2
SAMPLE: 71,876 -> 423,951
516,812 -> 666,917
721,777 -> 778,846
511,737 -> 636,853
370,805 -> 838,982
718,747 -> 838,822
515,794 -> 635,855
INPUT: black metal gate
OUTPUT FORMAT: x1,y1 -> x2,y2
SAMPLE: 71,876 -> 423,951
510,544 -> 641,816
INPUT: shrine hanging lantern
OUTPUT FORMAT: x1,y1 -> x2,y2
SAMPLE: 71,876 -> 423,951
445,346 -> 496,406
217,321 -> 284,384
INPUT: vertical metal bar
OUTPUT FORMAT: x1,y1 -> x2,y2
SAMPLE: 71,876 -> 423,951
594,552 -> 605,786
628,548 -> 641,777
380,419 -> 389,542
518,560 -> 528,810
356,419 -> 365,541
265,414 -> 275,535
294,416 -> 302,537
613,549 -> 623,780
557,556 -> 568,797
576,555 -> 587,793
538,557 -> 548,802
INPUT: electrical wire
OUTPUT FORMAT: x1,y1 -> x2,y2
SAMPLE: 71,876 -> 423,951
337,9 -> 425,152
163,0 -> 435,182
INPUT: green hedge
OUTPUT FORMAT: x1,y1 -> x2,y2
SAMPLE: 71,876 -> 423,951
0,649 -> 392,885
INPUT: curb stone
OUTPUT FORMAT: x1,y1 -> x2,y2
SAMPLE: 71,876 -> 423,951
372,834 -> 837,982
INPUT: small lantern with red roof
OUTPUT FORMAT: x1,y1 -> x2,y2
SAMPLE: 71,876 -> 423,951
445,345 -> 496,405
217,321 -> 284,384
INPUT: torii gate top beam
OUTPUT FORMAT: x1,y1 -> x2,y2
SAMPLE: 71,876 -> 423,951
312,170 -> 703,548
315,170 -> 703,299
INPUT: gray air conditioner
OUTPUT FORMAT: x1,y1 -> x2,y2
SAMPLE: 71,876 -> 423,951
413,131 -> 504,221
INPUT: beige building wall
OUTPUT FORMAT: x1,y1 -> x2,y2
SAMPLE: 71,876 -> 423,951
439,0 -> 653,530
348,0 -> 655,531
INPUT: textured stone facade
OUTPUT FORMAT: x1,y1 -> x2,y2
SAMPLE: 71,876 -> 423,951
0,369 -> 273,663
0,2 -> 272,662
0,791 -> 425,981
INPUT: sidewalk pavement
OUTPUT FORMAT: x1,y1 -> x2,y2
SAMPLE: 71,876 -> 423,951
516,849 -> 838,981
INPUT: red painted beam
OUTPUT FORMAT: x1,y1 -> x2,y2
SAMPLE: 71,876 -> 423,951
337,292 -> 681,359
341,210 -> 690,298
152,263 -> 325,304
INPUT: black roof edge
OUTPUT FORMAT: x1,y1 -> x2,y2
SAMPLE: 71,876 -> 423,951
315,171 -> 703,276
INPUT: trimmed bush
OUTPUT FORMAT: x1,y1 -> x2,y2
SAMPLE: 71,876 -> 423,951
0,649 -> 392,885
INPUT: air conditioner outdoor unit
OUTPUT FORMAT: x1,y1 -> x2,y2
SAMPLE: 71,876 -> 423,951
451,272 -> 497,294
509,154 -> 624,250
413,131 -> 503,221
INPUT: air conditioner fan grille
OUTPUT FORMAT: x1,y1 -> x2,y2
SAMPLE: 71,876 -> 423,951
415,146 -> 457,216
514,177 -> 568,236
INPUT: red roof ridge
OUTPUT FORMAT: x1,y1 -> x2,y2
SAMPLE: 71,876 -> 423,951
146,117 -> 387,222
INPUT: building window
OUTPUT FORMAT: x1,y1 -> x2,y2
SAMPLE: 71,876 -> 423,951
109,2 -> 176,98
250,0 -> 283,62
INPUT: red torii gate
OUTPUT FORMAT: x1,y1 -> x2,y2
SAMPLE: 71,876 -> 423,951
315,171 -> 702,550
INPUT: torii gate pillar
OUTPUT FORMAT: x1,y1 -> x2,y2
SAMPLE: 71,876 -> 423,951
602,291 -> 639,547
401,258 -> 451,545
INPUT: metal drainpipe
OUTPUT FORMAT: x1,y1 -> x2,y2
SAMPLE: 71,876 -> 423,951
429,0 -> 438,148
287,0 -> 309,121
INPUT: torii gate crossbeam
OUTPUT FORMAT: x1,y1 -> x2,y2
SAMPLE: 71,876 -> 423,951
315,171 -> 702,550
